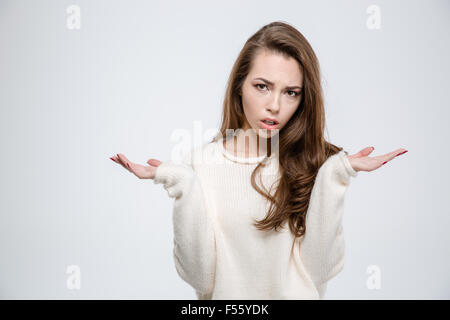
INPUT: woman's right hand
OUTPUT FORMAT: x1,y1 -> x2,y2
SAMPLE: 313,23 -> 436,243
110,153 -> 162,179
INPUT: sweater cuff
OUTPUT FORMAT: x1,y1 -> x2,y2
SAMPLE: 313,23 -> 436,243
338,150 -> 358,178
153,161 -> 193,199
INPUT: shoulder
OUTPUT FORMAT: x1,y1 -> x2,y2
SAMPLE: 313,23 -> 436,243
181,141 -> 219,166
319,150 -> 343,169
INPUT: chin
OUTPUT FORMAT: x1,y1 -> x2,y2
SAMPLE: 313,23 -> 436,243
255,128 -> 280,139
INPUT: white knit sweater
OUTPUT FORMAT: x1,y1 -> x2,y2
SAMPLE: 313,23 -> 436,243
153,137 -> 358,299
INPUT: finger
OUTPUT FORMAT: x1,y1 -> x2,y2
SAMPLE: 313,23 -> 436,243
116,154 -> 131,170
381,148 -> 408,165
353,146 -> 375,158
110,156 -> 119,163
147,159 -> 162,167
111,155 -> 125,167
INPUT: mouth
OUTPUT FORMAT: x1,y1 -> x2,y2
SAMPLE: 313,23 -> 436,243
260,119 -> 279,130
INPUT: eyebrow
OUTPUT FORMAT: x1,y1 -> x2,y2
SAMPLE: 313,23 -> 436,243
253,77 -> 302,90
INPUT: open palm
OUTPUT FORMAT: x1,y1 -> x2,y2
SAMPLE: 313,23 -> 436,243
347,147 -> 408,172
110,153 -> 162,179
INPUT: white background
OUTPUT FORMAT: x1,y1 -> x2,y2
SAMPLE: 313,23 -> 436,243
0,0 -> 449,299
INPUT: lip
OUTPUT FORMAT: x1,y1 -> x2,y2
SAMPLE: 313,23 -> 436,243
261,117 -> 279,124
260,119 -> 279,130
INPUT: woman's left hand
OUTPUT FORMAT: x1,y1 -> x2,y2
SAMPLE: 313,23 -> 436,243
346,147 -> 408,172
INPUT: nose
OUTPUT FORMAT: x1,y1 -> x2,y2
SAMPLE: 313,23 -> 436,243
267,92 -> 281,113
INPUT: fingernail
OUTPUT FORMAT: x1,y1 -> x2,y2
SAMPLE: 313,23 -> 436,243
110,157 -> 114,161
382,161 -> 387,165
396,150 -> 408,157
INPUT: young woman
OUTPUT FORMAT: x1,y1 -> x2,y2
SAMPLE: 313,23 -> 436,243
110,21 -> 407,299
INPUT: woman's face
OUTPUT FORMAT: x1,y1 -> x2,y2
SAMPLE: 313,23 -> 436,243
240,49 -> 303,139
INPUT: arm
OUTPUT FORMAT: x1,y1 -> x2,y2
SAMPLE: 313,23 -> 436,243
153,157 -> 216,295
299,150 -> 358,290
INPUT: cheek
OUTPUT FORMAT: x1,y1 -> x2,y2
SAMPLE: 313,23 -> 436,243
281,103 -> 300,124
242,93 -> 263,118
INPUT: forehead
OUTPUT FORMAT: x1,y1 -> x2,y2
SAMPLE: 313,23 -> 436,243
248,50 -> 303,84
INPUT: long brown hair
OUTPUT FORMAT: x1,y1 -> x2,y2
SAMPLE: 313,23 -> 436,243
211,21 -> 344,239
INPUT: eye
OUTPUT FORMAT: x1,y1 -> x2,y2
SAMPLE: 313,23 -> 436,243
255,83 -> 268,91
287,90 -> 300,97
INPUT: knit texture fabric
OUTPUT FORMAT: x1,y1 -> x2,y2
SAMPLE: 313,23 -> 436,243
153,138 -> 358,299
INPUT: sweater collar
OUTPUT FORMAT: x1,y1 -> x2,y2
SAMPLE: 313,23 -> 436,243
216,137 -> 277,164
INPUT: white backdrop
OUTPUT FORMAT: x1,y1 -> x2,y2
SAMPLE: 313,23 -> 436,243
0,0 -> 449,299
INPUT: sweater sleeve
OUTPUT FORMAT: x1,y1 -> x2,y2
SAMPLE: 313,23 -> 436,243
152,157 -> 216,295
299,150 -> 358,289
